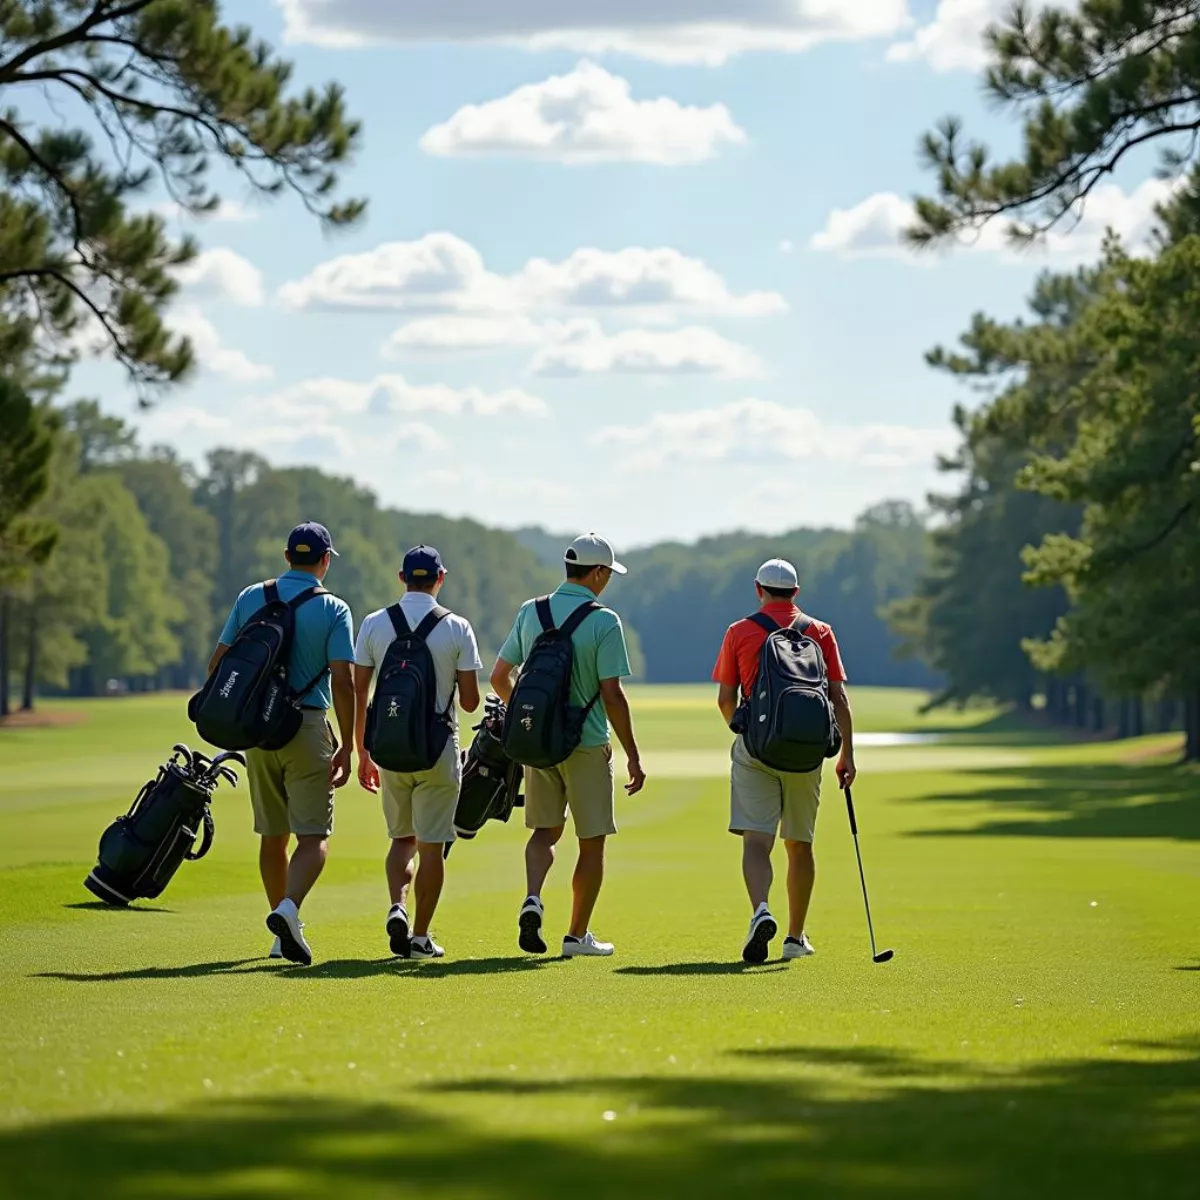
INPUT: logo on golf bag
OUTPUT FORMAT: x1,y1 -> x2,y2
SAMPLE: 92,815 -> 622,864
218,670 -> 239,700
387,699 -> 400,718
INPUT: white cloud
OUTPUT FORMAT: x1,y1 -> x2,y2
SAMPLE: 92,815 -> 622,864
779,238 -> 795,255
259,374 -> 550,420
168,308 -> 273,382
277,1 -> 913,65
887,1 -> 1070,72
810,179 -> 1176,264
529,320 -> 763,379
280,233 -> 785,321
154,199 -> 257,223
593,397 -> 956,471
174,248 -> 265,307
384,315 -> 550,354
420,60 -> 745,165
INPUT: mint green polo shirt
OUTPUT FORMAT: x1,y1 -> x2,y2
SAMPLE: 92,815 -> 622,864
498,582 -> 632,748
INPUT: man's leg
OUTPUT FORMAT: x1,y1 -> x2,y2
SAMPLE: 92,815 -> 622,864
386,836 -> 418,907
741,831 -> 775,911
783,840 -> 815,938
526,825 -> 564,897
413,842 -> 447,938
286,835 -> 328,908
259,835 -> 289,907
567,835 -> 605,939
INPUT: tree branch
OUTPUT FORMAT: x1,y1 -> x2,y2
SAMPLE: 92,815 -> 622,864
0,1 -> 156,85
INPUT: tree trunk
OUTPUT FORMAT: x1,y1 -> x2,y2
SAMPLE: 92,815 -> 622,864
1117,699 -> 1131,740
21,604 -> 38,711
1074,680 -> 1089,728
1130,697 -> 1144,739
1185,689 -> 1200,763
1090,696 -> 1106,733
1156,698 -> 1178,733
0,592 -> 10,719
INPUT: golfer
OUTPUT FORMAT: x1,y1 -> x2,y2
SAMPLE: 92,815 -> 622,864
354,545 -> 482,960
712,558 -> 856,963
208,522 -> 355,965
491,533 -> 645,958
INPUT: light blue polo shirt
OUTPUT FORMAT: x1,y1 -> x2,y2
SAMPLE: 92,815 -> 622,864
498,581 -> 632,748
218,570 -> 354,711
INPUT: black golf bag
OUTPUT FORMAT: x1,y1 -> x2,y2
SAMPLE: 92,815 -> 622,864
455,695 -> 524,841
84,745 -> 245,906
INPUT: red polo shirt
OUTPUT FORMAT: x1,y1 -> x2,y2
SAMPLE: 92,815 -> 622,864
713,602 -> 847,700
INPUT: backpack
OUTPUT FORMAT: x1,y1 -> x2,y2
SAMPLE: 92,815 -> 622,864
737,613 -> 842,773
84,745 -> 244,906
188,581 -> 328,752
364,604 -> 453,773
455,695 -> 524,840
502,597 -> 601,769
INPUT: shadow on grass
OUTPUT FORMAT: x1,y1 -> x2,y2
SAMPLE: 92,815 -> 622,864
63,902 -> 174,914
906,708 -> 1084,747
616,962 -> 787,977
34,959 -> 268,982
912,760 -> 1200,841
3,1040 -> 1198,1199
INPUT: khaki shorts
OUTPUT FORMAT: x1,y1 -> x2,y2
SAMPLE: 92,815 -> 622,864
247,710 -> 335,838
380,736 -> 462,844
729,736 -> 822,843
525,744 -> 617,841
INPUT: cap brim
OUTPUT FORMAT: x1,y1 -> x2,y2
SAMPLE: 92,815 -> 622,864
610,560 -> 628,575
330,547 -> 340,557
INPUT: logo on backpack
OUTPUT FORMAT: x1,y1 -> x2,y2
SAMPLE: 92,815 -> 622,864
218,671 -> 238,700
387,698 -> 400,718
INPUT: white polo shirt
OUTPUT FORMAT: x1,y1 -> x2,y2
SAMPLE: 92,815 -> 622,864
354,593 -> 483,731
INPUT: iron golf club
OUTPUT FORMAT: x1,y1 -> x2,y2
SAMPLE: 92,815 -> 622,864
843,785 -> 894,964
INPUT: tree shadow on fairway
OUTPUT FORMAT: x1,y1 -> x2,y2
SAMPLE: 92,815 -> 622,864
911,760 -> 1200,841
4,1039 -> 1198,1200
275,956 -> 571,981
616,962 -> 787,976
34,959 -> 269,982
63,901 -> 174,914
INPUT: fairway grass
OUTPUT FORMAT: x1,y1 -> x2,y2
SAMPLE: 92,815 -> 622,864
1,689 -> 1198,1198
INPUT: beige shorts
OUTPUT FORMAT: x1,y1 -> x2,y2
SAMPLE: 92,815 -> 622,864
380,736 -> 461,844
247,710 -> 335,838
525,743 -> 617,841
729,736 -> 822,843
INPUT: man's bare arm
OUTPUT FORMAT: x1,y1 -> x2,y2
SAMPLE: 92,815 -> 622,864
490,657 -> 517,705
458,670 -> 481,714
599,677 -> 645,796
830,680 -> 856,788
206,644 -> 229,676
717,683 -> 739,727
329,661 -> 355,788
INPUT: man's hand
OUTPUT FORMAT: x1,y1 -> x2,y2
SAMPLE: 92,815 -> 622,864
357,751 -> 380,794
625,754 -> 646,796
836,752 -> 857,790
330,745 -> 353,789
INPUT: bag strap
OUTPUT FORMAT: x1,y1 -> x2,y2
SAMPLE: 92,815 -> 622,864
791,615 -> 813,635
559,600 -> 601,640
263,579 -> 279,605
535,596 -> 554,632
413,605 -> 452,641
747,611 -> 780,635
186,808 -> 215,862
287,585 -> 328,612
386,602 -> 411,638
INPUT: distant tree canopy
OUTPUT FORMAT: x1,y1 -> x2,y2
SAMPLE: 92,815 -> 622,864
0,0 -> 363,391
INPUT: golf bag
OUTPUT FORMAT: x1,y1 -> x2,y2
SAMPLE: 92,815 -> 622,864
736,613 -> 841,774
502,597 -> 601,769
455,695 -> 524,840
188,581 -> 327,752
84,745 -> 244,906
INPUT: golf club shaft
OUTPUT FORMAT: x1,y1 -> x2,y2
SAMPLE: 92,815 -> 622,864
844,787 -> 880,958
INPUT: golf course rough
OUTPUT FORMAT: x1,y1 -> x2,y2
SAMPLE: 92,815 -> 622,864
1,686 -> 1197,1199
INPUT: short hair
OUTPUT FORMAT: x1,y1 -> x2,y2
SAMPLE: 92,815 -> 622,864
565,562 -> 596,581
402,572 -> 440,594
286,549 -> 325,568
761,583 -> 799,600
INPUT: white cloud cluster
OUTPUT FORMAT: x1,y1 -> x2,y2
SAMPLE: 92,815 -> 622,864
277,1 -> 913,65
530,321 -> 763,379
421,60 -> 745,165
259,375 -> 550,420
811,179 -> 1176,264
278,234 -> 785,320
594,398 -> 956,471
168,307 -> 274,383
174,248 -> 265,307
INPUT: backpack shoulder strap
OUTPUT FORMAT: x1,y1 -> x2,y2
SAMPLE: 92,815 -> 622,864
534,596 -> 555,633
560,601 -> 601,640
747,611 -> 780,636
262,579 -> 279,606
413,606 -> 452,641
287,585 -> 327,612
386,603 -> 411,638
791,615 -> 813,635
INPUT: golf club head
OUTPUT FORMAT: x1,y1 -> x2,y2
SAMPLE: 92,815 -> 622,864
210,750 -> 247,769
873,950 -> 895,964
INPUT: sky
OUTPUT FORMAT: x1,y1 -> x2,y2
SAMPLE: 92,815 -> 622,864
74,0 -> 1171,549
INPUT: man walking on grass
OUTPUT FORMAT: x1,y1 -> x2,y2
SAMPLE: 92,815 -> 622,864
208,522 -> 355,966
354,545 -> 482,960
713,558 -> 856,963
491,533 -> 645,958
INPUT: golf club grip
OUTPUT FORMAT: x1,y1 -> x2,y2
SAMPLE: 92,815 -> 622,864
844,786 -> 858,835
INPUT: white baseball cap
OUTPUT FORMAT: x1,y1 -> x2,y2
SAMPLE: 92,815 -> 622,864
756,558 -> 799,589
565,532 -> 627,575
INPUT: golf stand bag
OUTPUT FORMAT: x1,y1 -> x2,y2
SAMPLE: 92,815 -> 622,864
84,745 -> 245,906
454,694 -> 524,841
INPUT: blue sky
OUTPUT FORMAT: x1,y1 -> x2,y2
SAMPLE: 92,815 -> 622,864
77,0 -> 1170,547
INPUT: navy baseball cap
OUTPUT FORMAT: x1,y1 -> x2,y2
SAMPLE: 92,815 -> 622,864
402,544 -> 444,581
287,522 -> 338,564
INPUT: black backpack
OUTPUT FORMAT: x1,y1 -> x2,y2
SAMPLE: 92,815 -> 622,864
84,745 -> 244,906
455,695 -> 524,840
502,597 -> 601,769
737,613 -> 842,773
365,604 -> 453,772
189,581 -> 327,752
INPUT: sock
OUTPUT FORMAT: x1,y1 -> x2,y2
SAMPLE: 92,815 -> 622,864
277,897 -> 298,919
563,934 -> 580,943
754,902 -> 770,916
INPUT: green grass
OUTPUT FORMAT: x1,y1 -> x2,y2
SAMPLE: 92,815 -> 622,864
1,689 -> 1197,1198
